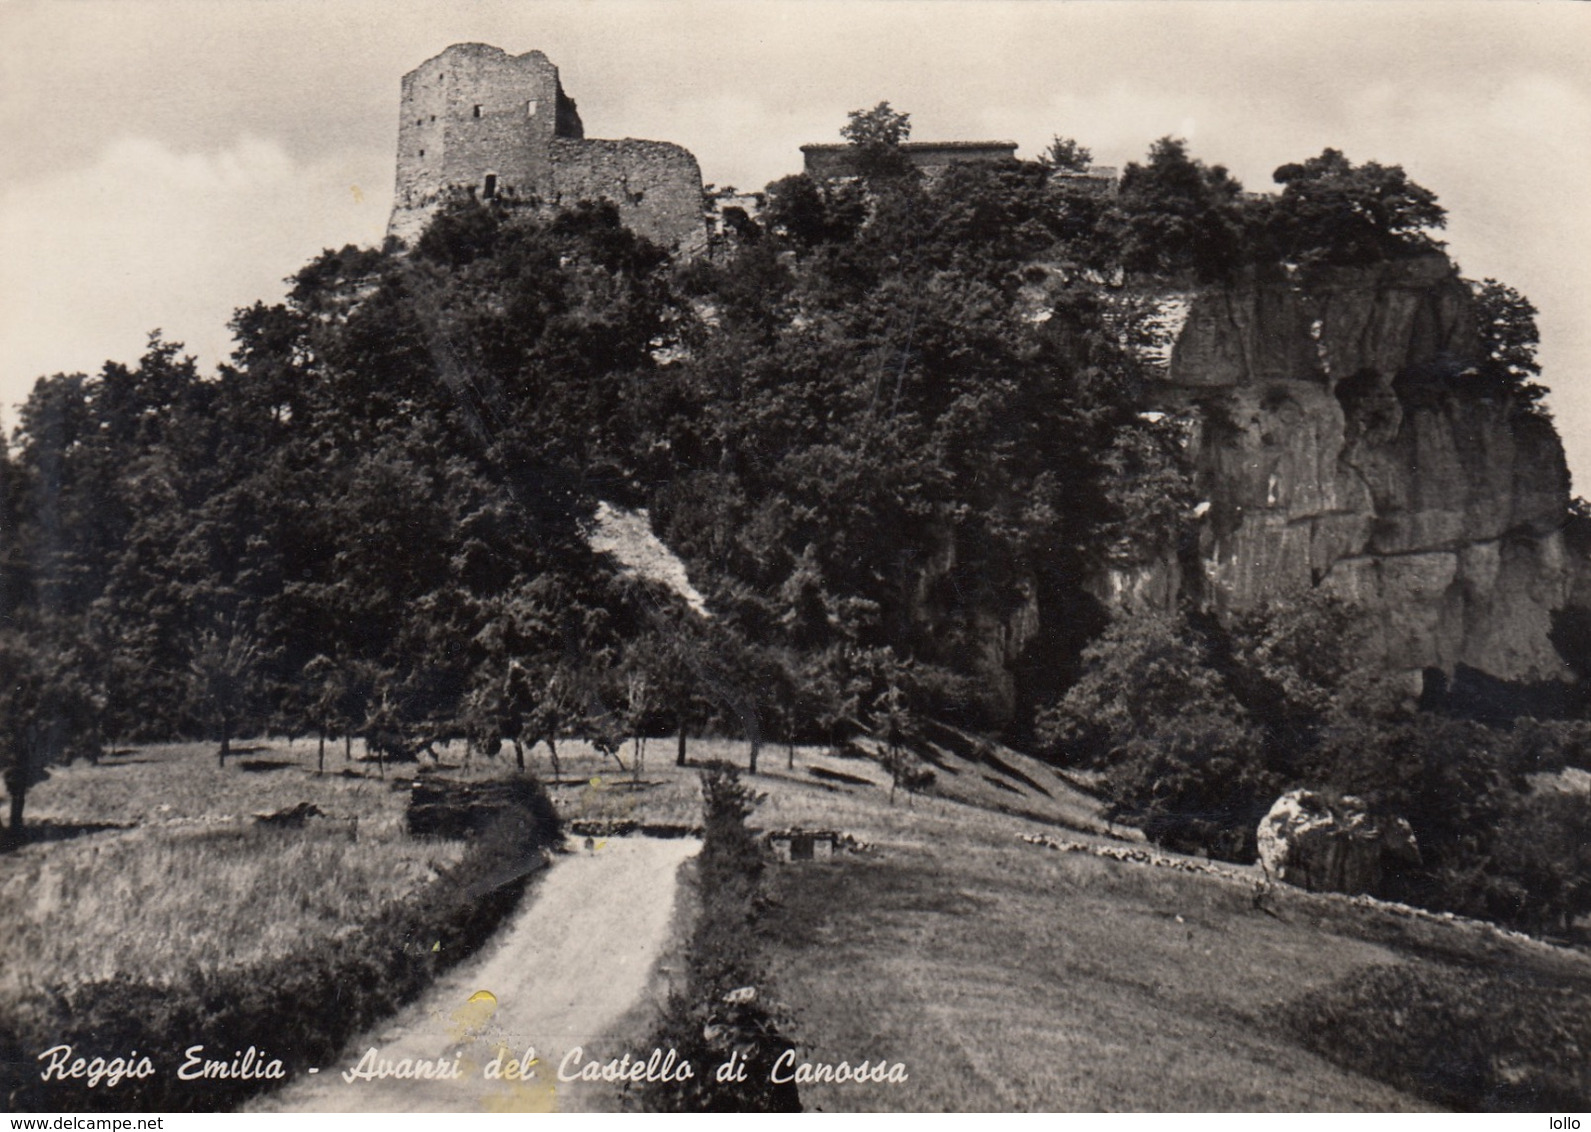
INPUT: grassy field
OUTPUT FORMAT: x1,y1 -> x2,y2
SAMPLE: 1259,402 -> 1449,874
755,824 -> 1426,1110
0,732 -> 713,1006
1,736 -> 573,1112
8,731 -> 1591,1112
554,735 -> 1591,1112
1,741 -> 470,1002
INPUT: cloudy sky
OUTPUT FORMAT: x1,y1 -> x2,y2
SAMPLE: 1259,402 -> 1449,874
3,0 -> 1588,482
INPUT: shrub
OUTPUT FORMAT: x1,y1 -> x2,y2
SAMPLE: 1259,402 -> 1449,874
635,762 -> 800,1112
1441,790 -> 1591,935
1038,611 -> 1276,861
1286,961 -> 1591,1111
1105,711 -> 1277,861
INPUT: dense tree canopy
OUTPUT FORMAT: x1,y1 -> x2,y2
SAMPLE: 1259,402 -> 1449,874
1263,147 -> 1447,266
1113,136 -> 1247,281
0,106 -> 1569,920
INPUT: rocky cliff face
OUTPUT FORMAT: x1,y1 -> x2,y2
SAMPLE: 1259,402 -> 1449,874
1123,255 -> 1578,686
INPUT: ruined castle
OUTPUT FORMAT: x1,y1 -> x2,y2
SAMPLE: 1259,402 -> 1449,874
387,44 -> 706,252
388,45 -> 1123,252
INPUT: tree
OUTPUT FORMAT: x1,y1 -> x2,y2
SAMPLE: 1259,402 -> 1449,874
0,626 -> 102,842
188,626 -> 265,766
1039,136 -> 1092,173
840,101 -> 914,180
500,660 -> 539,770
523,665 -> 581,782
866,650 -> 924,804
1266,148 -> 1446,265
1105,706 -> 1274,860
1472,278 -> 1547,409
628,672 -> 650,780
1113,136 -> 1247,281
1037,611 -> 1275,860
616,626 -> 710,769
761,175 -> 865,249
650,140 -> 1163,743
298,653 -> 347,773
841,101 -> 911,149
1223,592 -> 1380,778
1094,418 -> 1197,567
1476,791 -> 1591,935
1038,611 -> 1227,754
1308,710 -> 1516,905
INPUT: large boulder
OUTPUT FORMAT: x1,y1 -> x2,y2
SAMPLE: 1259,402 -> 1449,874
1257,788 -> 1419,896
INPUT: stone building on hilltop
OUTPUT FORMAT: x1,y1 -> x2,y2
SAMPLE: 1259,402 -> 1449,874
387,44 -> 705,253
800,139 -> 1117,192
800,140 -> 1021,179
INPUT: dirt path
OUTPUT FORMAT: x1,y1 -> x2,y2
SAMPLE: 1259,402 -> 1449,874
257,835 -> 700,1113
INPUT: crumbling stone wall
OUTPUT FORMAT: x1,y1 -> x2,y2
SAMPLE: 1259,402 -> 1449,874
549,138 -> 706,254
388,44 -> 704,253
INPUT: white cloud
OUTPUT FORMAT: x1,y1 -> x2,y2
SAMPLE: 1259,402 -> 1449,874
0,134 -> 390,423
1,2 -> 1588,487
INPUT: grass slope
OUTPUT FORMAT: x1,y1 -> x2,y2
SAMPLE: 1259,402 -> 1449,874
597,737 -> 1591,1112
10,732 -> 1590,1112
1,741 -> 463,999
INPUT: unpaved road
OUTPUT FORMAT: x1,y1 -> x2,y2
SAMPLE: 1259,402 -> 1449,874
257,836 -> 700,1113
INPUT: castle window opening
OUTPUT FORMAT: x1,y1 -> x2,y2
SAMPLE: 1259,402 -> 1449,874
418,149 -> 425,157
527,100 -> 539,117
472,104 -> 483,118
483,173 -> 498,199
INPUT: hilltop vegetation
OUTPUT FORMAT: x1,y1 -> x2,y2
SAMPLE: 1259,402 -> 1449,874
0,111 -> 1579,936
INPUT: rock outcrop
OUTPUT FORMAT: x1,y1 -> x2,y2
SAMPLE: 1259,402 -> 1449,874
1117,255 -> 1580,689
1257,789 -> 1419,896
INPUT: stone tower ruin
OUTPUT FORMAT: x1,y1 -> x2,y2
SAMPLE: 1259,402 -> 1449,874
388,44 -> 705,253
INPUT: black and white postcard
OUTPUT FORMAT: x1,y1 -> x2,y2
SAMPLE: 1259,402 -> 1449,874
3,0 -> 1590,1116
